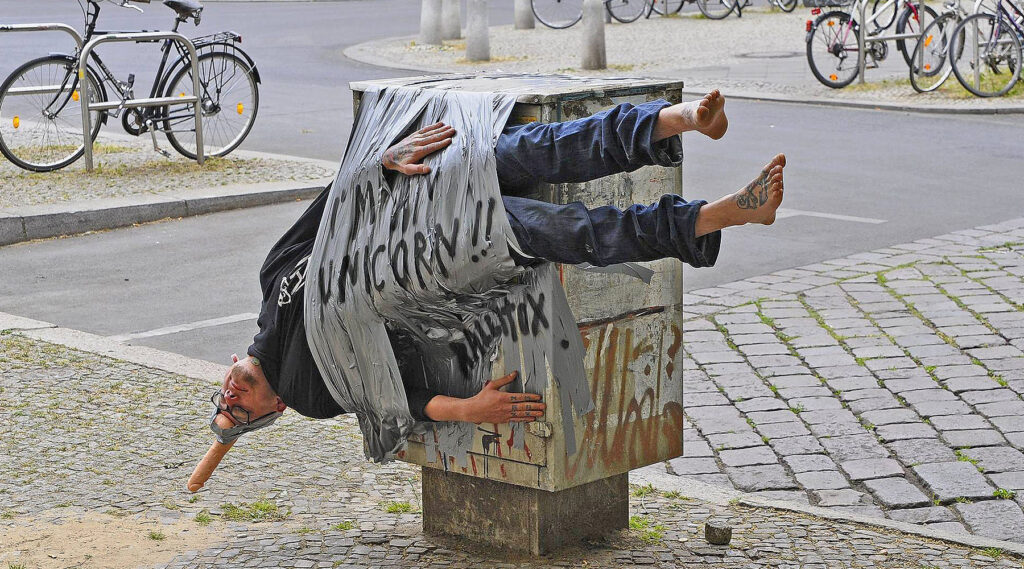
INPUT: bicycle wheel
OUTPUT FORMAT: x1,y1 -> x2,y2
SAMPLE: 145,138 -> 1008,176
163,51 -> 259,160
531,0 -> 584,28
778,0 -> 799,13
896,2 -> 940,67
697,0 -> 735,19
909,12 -> 962,92
950,13 -> 1022,97
806,11 -> 863,88
870,0 -> 899,33
651,0 -> 685,14
0,55 -> 104,172
607,0 -> 649,22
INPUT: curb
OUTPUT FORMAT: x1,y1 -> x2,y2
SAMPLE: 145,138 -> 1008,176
630,466 -> 1024,558
3,308 -> 1023,558
344,36 -> 1024,116
0,178 -> 331,247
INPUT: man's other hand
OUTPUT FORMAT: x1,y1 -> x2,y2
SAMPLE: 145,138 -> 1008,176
464,371 -> 545,424
382,121 -> 456,176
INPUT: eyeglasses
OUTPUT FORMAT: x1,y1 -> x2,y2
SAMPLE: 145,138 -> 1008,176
207,390 -> 282,444
210,390 -> 281,426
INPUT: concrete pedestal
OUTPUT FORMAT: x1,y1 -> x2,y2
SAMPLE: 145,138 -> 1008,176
422,467 -> 628,555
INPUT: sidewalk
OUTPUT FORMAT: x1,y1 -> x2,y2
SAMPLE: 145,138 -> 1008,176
2,216 -> 1023,567
0,129 -> 335,246
345,8 -> 1024,114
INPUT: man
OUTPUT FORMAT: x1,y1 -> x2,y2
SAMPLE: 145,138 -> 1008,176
209,90 -> 786,444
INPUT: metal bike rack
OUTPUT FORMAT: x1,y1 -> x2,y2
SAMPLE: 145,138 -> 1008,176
0,23 -> 85,102
856,0 -> 931,83
79,31 -> 204,171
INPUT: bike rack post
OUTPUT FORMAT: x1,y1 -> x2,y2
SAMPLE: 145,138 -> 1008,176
0,23 -> 84,49
79,31 -> 204,172
856,0 -> 935,84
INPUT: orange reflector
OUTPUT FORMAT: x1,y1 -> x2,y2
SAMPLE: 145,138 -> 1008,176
12,116 -> 19,129
925,63 -> 932,70
180,92 -> 186,97
237,103 -> 244,115
828,20 -> 834,26
830,74 -> 838,80
925,35 -> 933,46
72,90 -> 80,102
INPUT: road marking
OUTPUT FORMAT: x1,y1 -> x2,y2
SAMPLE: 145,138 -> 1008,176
108,313 -> 259,342
775,208 -> 887,224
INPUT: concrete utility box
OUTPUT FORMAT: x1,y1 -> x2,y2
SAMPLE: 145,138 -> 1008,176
350,74 -> 685,554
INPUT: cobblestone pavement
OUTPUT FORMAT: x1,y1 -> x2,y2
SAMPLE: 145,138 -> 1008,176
3,330 -> 1024,568
639,216 -> 1024,544
349,8 -> 1023,110
0,129 -> 334,209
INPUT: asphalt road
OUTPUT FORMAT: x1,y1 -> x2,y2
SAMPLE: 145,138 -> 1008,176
1,1 -> 1023,365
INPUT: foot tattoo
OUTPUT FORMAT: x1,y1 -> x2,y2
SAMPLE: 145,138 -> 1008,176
735,154 -> 786,225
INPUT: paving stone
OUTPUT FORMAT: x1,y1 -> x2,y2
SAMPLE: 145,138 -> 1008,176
941,429 -> 1007,448
824,375 -> 882,392
839,458 -> 903,481
788,397 -> 843,412
769,435 -> 825,456
912,462 -> 996,502
683,439 -> 714,458
725,464 -> 798,492
820,434 -> 890,462
991,415 -> 1024,433
989,471 -> 1024,491
943,376 -> 1003,394
911,399 -> 974,418
718,446 -> 779,467
860,408 -> 921,426
795,470 -> 850,491
807,419 -> 869,438
746,409 -> 802,425
962,447 -> 1024,473
901,388 -> 957,404
929,414 -> 993,431
846,396 -> 904,415
883,377 -> 941,393
800,409 -> 859,426
953,500 -> 1024,542
777,386 -> 833,400
887,506 -> 956,524
686,391 -> 732,407
751,490 -> 810,504
735,397 -> 789,413
862,478 -> 932,509
667,457 -> 721,476
887,439 -> 958,466
813,489 -> 866,507
782,454 -> 837,474
755,421 -> 810,440
706,431 -> 764,450
977,400 -> 1024,417
875,423 -> 939,442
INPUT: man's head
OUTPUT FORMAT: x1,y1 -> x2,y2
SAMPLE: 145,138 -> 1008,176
209,354 -> 287,442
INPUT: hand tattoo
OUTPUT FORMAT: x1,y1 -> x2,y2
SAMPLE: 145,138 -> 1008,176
382,143 -> 415,171
736,172 -> 770,210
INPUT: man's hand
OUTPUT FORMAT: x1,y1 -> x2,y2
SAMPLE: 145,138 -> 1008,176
382,121 -> 456,176
462,371 -> 545,424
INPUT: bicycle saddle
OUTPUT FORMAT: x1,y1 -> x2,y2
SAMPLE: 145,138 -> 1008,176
164,0 -> 203,20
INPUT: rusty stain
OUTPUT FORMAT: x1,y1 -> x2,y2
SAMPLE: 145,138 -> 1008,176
470,455 -> 479,476
500,464 -> 508,478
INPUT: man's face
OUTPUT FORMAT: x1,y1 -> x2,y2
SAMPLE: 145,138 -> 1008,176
218,357 -> 285,424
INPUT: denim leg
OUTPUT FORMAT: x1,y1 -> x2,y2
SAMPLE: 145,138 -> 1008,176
495,100 -> 683,193
503,194 -> 721,269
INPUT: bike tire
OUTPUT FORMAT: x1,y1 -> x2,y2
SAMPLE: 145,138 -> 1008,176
870,0 -> 899,33
896,2 -> 940,67
908,12 -> 962,92
949,13 -> 1022,97
697,0 -> 735,20
806,10 -> 863,88
531,0 -> 584,28
779,0 -> 799,12
0,55 -> 104,172
651,0 -> 686,14
607,0 -> 649,22
163,51 -> 260,160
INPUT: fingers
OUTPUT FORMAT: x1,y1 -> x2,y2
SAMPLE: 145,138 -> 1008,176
401,163 -> 431,176
418,126 -> 456,144
507,392 -> 542,403
416,121 -> 446,135
485,370 -> 518,390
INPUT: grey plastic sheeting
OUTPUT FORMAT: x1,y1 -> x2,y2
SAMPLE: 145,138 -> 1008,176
304,84 -> 593,464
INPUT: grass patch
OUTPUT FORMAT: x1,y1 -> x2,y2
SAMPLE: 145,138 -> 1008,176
955,449 -> 981,469
333,520 -> 356,531
608,63 -> 636,71
994,488 -> 1016,499
382,501 -> 414,514
188,494 -> 200,504
663,490 -> 688,500
790,404 -> 805,414
0,510 -> 14,519
147,531 -> 166,541
194,510 -> 212,526
981,547 -> 1003,559
631,483 -> 657,498
222,499 -> 288,522
628,515 -> 667,544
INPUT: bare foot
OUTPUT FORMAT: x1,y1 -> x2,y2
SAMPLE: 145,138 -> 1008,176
683,90 -> 729,140
734,153 -> 786,225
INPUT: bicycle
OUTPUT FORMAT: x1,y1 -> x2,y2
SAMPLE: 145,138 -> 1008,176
805,0 -> 940,88
948,0 -> 1023,96
907,0 -> 968,92
0,0 -> 260,172
531,0 -> 755,28
696,0 -> 798,21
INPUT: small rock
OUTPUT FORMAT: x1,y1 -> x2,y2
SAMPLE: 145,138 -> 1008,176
704,520 -> 732,545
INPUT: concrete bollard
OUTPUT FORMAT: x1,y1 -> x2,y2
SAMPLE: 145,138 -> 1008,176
514,0 -> 536,29
420,0 -> 443,45
705,520 -> 733,545
581,0 -> 606,70
466,0 -> 490,62
442,0 -> 461,40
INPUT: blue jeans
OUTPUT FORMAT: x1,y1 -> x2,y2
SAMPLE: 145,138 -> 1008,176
496,100 -> 720,268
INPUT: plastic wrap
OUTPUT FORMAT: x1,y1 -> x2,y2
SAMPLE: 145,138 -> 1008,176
305,84 -> 593,463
